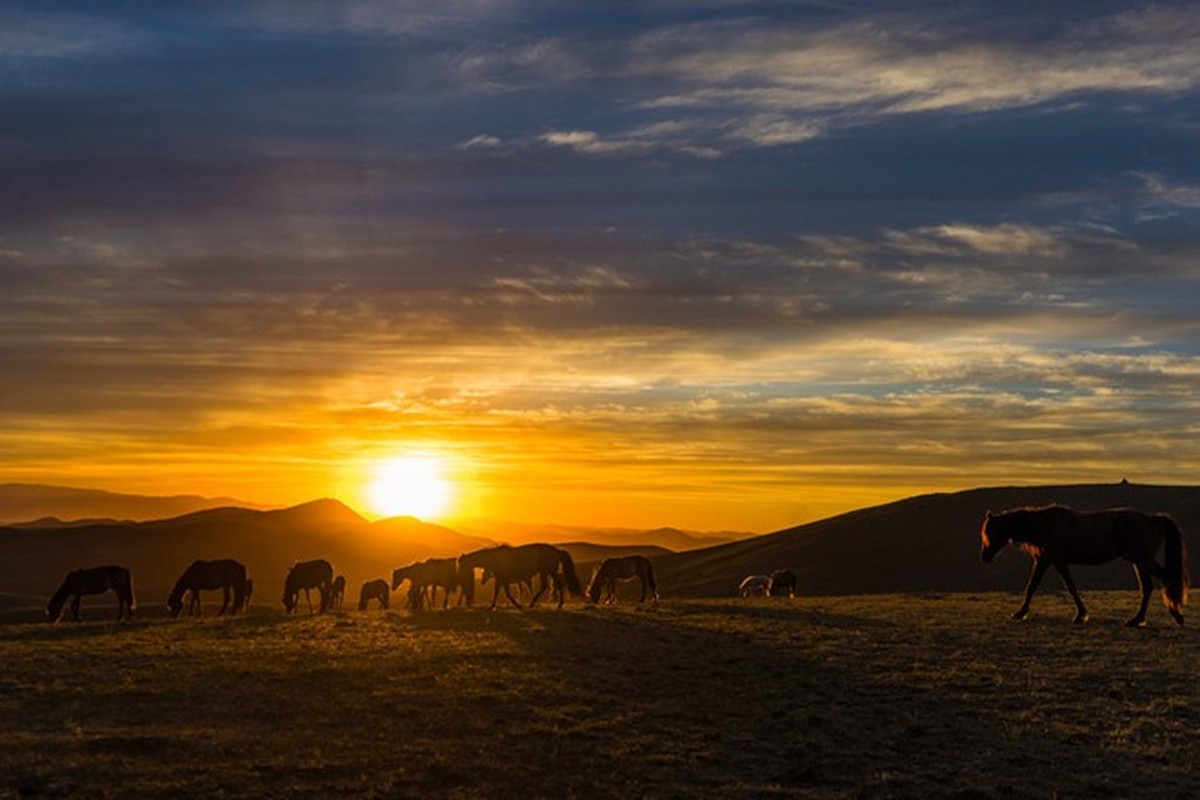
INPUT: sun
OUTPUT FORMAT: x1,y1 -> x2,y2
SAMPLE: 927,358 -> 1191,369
366,454 -> 453,519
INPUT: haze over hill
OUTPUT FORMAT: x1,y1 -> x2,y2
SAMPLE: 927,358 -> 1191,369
0,484 -> 266,525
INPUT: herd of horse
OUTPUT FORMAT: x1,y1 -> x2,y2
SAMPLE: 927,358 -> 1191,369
43,544 -> 666,623
43,505 -> 1191,627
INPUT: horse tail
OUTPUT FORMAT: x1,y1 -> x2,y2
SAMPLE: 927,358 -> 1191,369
558,549 -> 583,597
1160,515 -> 1189,617
125,570 -> 138,613
645,559 -> 659,599
232,569 -> 248,613
586,563 -> 604,604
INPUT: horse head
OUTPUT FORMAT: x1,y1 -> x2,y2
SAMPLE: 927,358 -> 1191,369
980,510 -> 1011,563
167,594 -> 185,618
391,567 -> 407,591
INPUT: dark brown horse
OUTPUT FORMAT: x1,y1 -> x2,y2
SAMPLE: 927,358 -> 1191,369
47,565 -> 136,622
329,575 -> 347,610
458,544 -> 583,609
981,505 -> 1188,627
586,555 -> 659,605
167,559 -> 249,618
392,557 -> 460,610
768,568 -> 798,598
283,559 -> 334,614
358,579 -> 390,611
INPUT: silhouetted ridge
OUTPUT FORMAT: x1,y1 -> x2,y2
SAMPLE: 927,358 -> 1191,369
265,498 -> 368,527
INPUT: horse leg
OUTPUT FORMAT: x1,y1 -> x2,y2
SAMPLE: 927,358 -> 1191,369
503,581 -> 524,609
529,572 -> 548,607
305,588 -> 314,613
1012,558 -> 1049,621
219,586 -> 230,615
70,595 -> 81,621
1054,564 -> 1089,624
1127,563 -> 1154,628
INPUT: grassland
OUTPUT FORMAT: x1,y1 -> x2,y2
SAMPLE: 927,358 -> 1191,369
1,593 -> 1198,798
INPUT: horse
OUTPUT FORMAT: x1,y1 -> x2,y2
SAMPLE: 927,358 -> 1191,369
167,559 -> 249,618
768,568 -> 798,598
739,575 -> 771,597
329,575 -> 347,610
586,555 -> 659,605
282,559 -> 334,614
47,565 -> 136,622
358,579 -> 390,611
981,505 -> 1188,627
391,557 -> 460,610
458,544 -> 583,609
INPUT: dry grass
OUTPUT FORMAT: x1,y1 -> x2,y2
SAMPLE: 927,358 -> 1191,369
1,593 -> 1198,798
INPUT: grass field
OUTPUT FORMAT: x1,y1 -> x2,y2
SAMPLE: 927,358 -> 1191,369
1,593 -> 1198,798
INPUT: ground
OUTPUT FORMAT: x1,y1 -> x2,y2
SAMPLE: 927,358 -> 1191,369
1,593 -> 1197,798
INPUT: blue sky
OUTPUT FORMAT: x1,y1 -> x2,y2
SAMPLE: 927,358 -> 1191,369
3,1 -> 1200,528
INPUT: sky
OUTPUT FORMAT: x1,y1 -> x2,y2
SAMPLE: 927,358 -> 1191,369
3,1 -> 1200,531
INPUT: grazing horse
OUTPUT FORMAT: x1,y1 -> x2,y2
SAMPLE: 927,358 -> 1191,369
392,557 -> 460,610
981,505 -> 1188,627
47,565 -> 136,622
768,568 -> 798,598
329,575 -> 347,610
283,559 -> 334,614
358,579 -> 390,611
586,555 -> 659,605
739,575 -> 771,598
458,544 -> 583,610
167,559 -> 249,618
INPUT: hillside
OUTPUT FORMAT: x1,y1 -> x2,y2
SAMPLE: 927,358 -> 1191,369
655,482 -> 1200,597
0,501 -> 662,618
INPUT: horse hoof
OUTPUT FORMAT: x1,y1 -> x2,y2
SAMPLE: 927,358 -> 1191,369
1072,614 -> 1089,624
1125,618 -> 1147,629
1010,611 -> 1029,622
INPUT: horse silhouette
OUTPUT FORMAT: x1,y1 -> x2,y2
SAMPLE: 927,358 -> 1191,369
392,557 -> 460,610
586,555 -> 659,605
768,568 -> 798,597
47,565 -> 136,622
329,575 -> 347,610
282,559 -> 334,614
167,559 -> 249,618
358,579 -> 390,611
981,505 -> 1188,626
739,575 -> 771,597
458,544 -> 583,609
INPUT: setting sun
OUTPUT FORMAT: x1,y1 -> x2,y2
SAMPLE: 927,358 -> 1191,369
366,455 -> 453,519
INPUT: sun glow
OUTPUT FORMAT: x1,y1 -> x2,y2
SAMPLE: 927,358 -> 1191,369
367,454 -> 454,519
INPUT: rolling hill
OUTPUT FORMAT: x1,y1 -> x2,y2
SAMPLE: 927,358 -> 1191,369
0,499 -> 674,618
655,482 -> 1200,597
0,483 -> 265,524
5,482 -> 1199,618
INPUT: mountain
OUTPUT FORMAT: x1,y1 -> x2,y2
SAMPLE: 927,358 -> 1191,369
449,519 -> 750,551
0,499 -> 659,620
655,482 -> 1200,597
0,483 -> 266,525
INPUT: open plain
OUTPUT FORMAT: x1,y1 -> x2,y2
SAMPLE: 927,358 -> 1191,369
1,593 -> 1198,798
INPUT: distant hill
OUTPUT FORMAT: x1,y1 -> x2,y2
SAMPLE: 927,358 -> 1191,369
656,483 -> 1200,597
450,519 -> 749,551
0,500 -> 666,619
0,483 -> 266,525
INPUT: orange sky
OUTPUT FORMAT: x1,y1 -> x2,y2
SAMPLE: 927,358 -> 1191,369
5,4 -> 1200,533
